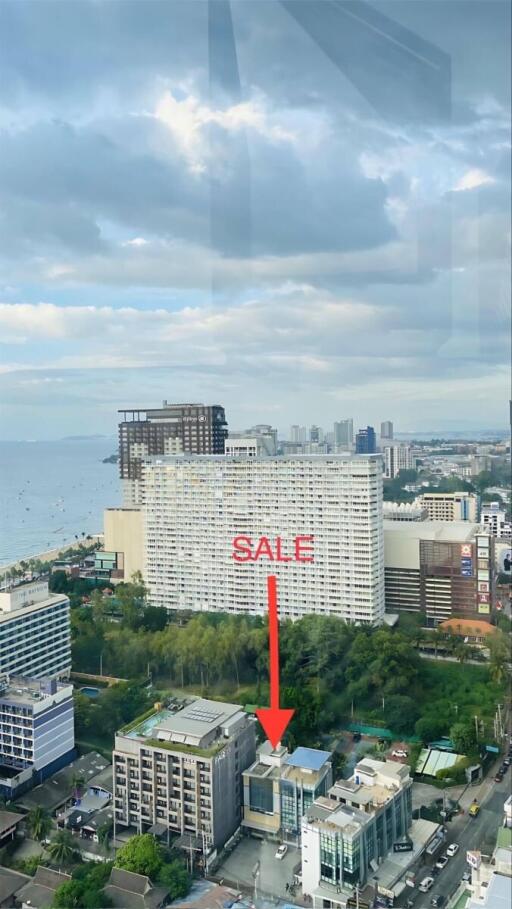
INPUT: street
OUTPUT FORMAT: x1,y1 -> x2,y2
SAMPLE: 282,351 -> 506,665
399,770 -> 511,908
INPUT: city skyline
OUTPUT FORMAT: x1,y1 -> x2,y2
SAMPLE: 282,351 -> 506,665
0,0 -> 509,438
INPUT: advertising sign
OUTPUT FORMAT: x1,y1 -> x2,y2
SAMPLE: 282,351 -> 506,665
478,603 -> 490,615
461,544 -> 472,557
393,841 -> 413,853
478,581 -> 489,593
466,850 -> 481,870
461,567 -> 473,577
478,592 -> 489,603
498,547 -> 512,574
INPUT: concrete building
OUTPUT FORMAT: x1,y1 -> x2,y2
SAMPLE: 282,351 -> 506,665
242,743 -> 332,843
415,491 -> 479,522
113,698 -> 256,851
290,425 -> 307,445
384,521 -> 494,624
302,758 -> 413,897
355,426 -> 376,454
103,507 -> 145,581
333,420 -> 353,450
0,676 -> 75,799
383,502 -> 428,522
118,402 -> 228,504
380,421 -> 394,441
481,502 -> 511,538
142,454 -> 385,625
0,580 -> 71,679
383,443 -> 415,479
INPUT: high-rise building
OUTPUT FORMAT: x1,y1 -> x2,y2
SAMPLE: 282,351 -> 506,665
309,425 -> 323,444
383,443 -> 415,479
480,502 -> 511,538
290,425 -> 307,445
113,697 -> 256,851
355,426 -> 376,454
118,402 -> 227,504
142,454 -> 385,625
302,758 -> 413,893
0,676 -> 75,800
333,419 -> 353,449
228,425 -> 278,457
380,420 -> 394,440
242,743 -> 332,843
415,491 -> 479,522
0,580 -> 71,679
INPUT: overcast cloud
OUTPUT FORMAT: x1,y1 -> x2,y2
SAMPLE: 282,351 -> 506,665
0,0 -> 510,438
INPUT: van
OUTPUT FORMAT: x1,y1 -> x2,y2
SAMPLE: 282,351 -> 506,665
419,876 -> 434,892
469,802 -> 480,818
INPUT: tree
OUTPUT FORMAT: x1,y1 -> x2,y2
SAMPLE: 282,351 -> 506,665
47,830 -> 76,865
115,834 -> 162,878
415,715 -> 447,744
50,570 -> 69,594
27,805 -> 52,842
450,721 -> 477,755
384,695 -> 419,733
157,859 -> 191,900
488,631 -> 510,685
52,880 -> 84,908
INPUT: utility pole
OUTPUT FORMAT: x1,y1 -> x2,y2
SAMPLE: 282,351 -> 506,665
474,715 -> 479,741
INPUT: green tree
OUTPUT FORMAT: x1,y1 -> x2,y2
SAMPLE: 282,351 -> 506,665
27,805 -> 52,842
115,834 -> 162,878
52,880 -> 84,908
157,859 -> 191,900
450,721 -> 477,755
488,631 -> 510,685
415,715 -> 447,744
384,695 -> 419,734
47,830 -> 76,865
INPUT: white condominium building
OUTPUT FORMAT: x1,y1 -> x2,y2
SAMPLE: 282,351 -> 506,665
0,580 -> 71,680
414,491 -> 479,522
143,454 -> 384,624
382,443 -> 415,479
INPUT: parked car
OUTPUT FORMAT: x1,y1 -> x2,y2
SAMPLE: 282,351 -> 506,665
275,844 -> 288,860
431,896 -> 445,908
419,876 -> 435,893
495,773 -> 503,782
462,870 -> 471,882
392,749 -> 408,758
435,854 -> 449,870
446,843 -> 459,856
352,732 -> 361,742
503,758 -> 510,767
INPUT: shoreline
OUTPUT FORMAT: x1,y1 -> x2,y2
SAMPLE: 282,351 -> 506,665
0,533 -> 103,575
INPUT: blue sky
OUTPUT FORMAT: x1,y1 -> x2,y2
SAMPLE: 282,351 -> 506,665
0,0 -> 510,438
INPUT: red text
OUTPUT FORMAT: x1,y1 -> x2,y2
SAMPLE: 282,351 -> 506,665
232,535 -> 314,563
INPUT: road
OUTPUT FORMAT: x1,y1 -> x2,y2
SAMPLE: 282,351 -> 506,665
396,768 -> 511,908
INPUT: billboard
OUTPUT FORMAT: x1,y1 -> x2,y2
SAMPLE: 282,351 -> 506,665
498,546 -> 511,574
461,544 -> 472,557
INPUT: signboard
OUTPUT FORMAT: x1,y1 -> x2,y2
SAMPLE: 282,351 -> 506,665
478,581 -> 490,593
478,603 -> 491,614
478,592 -> 489,603
478,571 -> 490,581
393,841 -> 413,853
466,850 -> 481,869
461,544 -> 472,557
461,567 -> 473,577
485,744 -> 499,753
378,884 -> 395,899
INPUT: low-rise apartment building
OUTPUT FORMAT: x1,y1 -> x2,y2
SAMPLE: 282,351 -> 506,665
414,491 -> 479,522
0,580 -> 71,679
302,758 -> 413,897
113,698 -> 256,852
242,743 -> 332,842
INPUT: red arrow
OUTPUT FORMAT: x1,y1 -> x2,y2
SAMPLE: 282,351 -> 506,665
256,575 -> 295,749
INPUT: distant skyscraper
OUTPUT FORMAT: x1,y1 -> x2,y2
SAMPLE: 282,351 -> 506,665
381,421 -> 394,440
290,425 -> 307,445
334,419 -> 353,449
355,426 -> 376,454
310,425 -> 323,444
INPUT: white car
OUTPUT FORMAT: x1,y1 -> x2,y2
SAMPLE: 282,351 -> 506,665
275,844 -> 288,860
435,855 -> 449,870
446,843 -> 459,857
419,876 -> 435,893
392,749 -> 408,758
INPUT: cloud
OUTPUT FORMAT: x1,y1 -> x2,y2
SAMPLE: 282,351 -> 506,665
453,168 -> 496,192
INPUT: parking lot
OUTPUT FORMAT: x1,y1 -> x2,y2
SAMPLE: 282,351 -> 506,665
216,838 -> 301,901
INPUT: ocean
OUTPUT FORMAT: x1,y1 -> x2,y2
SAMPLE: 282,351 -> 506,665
0,438 -> 120,568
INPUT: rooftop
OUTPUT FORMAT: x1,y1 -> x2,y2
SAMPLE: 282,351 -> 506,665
383,519 -> 481,542
121,698 -> 248,753
285,746 -> 331,772
439,618 -> 498,635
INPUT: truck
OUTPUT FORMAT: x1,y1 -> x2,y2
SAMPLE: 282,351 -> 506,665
469,801 -> 480,818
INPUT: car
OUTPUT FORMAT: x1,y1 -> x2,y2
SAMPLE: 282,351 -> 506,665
431,896 -> 445,908
275,844 -> 288,860
503,758 -> 511,767
462,870 -> 471,882
352,732 -> 361,742
435,855 -> 449,870
419,876 -> 435,893
495,773 -> 503,782
392,749 -> 408,758
446,843 -> 459,857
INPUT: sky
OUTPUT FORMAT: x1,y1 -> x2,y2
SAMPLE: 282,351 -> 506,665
0,0 -> 510,439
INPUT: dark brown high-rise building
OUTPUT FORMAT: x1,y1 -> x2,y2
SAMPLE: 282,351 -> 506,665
118,402 -> 227,503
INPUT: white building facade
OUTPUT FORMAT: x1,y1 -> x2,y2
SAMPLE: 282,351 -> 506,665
382,443 -> 415,479
0,581 -> 71,679
143,454 -> 385,624
481,502 -> 511,538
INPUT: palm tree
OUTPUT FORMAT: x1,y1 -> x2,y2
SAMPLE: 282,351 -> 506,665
47,830 -> 76,866
27,805 -> 52,842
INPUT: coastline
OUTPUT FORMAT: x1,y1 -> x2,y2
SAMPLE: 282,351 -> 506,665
0,533 -> 103,575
